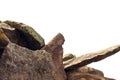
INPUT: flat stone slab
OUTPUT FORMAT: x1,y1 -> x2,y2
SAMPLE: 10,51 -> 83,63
65,45 -> 120,70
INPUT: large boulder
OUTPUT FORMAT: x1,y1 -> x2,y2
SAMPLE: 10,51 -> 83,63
0,42 -> 58,80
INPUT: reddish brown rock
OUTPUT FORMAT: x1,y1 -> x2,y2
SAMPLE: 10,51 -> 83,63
76,66 -> 104,77
65,45 -> 120,70
0,42 -> 59,80
42,33 -> 67,80
66,72 -> 115,80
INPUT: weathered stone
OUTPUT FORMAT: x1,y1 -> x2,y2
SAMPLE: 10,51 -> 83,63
0,23 -> 15,30
63,57 -> 75,67
42,33 -> 67,80
63,54 -> 76,67
3,20 -> 45,50
0,42 -> 58,80
65,45 -> 120,70
66,66 -> 104,77
63,53 -> 75,61
0,29 -> 10,49
0,20 -> 117,80
66,72 -> 115,80
76,66 -> 104,77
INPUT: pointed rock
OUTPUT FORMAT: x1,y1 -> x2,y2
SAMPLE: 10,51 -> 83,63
42,33 -> 67,80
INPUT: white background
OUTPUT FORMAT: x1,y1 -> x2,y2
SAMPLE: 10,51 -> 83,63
0,0 -> 120,79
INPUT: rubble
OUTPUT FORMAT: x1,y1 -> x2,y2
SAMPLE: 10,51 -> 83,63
0,20 -> 119,80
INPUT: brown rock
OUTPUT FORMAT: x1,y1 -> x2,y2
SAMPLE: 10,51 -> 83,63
2,20 -> 45,50
65,45 -> 120,70
77,66 -> 104,77
0,29 -> 10,48
63,53 -> 75,61
42,33 -> 67,80
63,53 -> 76,67
66,72 -> 115,80
63,58 -> 75,67
0,42 -> 58,80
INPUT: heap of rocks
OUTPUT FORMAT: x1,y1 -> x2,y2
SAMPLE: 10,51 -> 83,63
0,20 -> 119,80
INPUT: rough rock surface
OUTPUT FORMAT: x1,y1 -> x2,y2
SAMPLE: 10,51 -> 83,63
63,53 -> 75,61
63,53 -> 76,67
1,21 -> 45,50
0,42 -> 58,80
66,72 -> 115,80
42,33 -> 67,80
76,66 -> 104,77
65,45 -> 120,70
0,29 -> 10,48
0,20 -> 118,80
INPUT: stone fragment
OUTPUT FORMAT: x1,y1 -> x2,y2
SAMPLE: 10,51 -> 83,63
63,53 -> 76,67
63,53 -> 75,61
1,21 -> 45,50
77,66 -> 104,77
63,58 -> 75,67
65,65 -> 104,78
65,45 -> 120,70
0,42 -> 58,80
0,29 -> 10,48
0,23 -> 15,30
66,72 -> 115,80
42,33 -> 67,80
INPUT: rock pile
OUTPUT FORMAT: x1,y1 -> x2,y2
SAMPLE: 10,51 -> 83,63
0,20 -> 119,80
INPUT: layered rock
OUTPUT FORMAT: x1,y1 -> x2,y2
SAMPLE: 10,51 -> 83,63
0,20 -> 119,80
63,45 -> 120,80
65,45 -> 120,70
